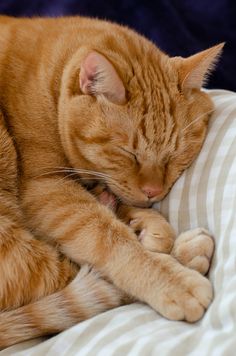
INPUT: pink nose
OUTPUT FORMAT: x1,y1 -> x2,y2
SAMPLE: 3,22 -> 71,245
141,185 -> 163,199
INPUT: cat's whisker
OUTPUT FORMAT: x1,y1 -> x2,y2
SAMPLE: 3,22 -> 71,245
34,167 -> 108,180
34,166 -> 114,187
182,109 -> 214,133
34,168 -> 79,179
53,166 -> 113,182
34,168 -> 118,195
35,166 -> 131,203
53,172 -> 82,185
54,166 -> 101,175
75,169 -> 112,180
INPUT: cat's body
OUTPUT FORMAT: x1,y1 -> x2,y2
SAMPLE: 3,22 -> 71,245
0,16 -> 221,348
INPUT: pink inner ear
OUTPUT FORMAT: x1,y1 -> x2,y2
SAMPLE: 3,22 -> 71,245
79,51 -> 126,104
80,53 -> 98,94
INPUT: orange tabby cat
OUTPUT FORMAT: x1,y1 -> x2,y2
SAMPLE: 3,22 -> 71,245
0,15 -> 222,348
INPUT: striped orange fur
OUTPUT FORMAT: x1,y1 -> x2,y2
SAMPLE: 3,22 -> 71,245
0,16 -> 221,348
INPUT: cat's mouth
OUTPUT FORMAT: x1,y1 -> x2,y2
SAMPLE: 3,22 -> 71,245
78,173 -> 160,208
97,188 -> 118,211
104,184 -> 153,208
87,182 -> 152,209
102,189 -> 152,209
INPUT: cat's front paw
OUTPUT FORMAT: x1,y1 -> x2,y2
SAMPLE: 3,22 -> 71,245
171,228 -> 214,275
129,210 -> 176,254
150,262 -> 213,322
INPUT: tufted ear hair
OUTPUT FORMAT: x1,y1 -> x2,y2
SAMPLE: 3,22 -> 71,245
172,43 -> 224,91
79,51 -> 126,105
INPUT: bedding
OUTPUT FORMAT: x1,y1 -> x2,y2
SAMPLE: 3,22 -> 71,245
1,89 -> 236,356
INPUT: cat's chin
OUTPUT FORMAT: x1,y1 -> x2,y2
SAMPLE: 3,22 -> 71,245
108,190 -> 153,208
105,185 -> 158,208
133,201 -> 153,208
119,197 -> 153,208
117,191 -> 168,208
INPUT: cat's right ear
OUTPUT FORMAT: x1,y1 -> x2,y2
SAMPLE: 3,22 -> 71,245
79,51 -> 126,105
173,43 -> 224,92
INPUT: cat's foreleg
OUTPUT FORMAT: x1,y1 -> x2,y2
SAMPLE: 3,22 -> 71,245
22,176 -> 213,322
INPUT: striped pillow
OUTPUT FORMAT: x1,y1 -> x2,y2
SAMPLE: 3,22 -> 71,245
3,89 -> 236,356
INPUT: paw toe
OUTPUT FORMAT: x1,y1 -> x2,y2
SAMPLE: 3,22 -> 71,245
188,255 -> 210,275
172,228 -> 214,274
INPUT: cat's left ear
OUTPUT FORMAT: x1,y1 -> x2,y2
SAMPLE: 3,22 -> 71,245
173,43 -> 225,91
79,51 -> 126,104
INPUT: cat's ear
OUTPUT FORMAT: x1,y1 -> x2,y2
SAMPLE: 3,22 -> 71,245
174,43 -> 224,91
79,51 -> 126,104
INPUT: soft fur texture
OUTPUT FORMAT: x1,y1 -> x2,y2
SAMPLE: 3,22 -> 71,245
0,15 -> 222,349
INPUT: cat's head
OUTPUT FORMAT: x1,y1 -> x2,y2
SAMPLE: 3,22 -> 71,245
59,41 -> 223,207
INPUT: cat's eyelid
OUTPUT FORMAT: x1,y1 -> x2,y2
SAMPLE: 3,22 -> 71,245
117,146 -> 137,160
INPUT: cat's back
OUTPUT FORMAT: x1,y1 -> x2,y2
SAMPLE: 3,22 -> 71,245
0,16 -> 107,119
0,15 -> 151,116
0,16 -> 89,69
0,15 -> 135,52
0,16 -> 144,98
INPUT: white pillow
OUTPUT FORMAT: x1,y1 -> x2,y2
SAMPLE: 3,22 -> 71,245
3,89 -> 236,356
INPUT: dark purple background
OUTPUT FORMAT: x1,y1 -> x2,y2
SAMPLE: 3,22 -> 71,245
0,0 -> 235,91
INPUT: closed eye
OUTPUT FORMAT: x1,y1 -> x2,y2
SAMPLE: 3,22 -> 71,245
117,146 -> 138,163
